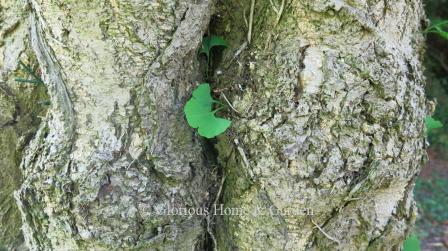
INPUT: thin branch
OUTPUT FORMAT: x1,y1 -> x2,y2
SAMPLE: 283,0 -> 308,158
126,158 -> 137,169
221,92 -> 241,114
311,218 -> 341,245
213,175 -> 226,207
248,0 -> 255,44
207,219 -> 218,251
234,138 -> 254,179
15,78 -> 43,85
225,42 -> 248,69
243,5 -> 249,28
275,0 -> 286,26
207,175 -> 226,251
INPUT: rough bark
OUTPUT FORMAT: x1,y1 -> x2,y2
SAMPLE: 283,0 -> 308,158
0,0 -> 428,250
0,1 -> 47,249
13,0 -> 216,250
213,0 -> 427,250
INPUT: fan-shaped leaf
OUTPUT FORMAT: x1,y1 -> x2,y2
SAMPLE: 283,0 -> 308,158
198,36 -> 228,60
192,83 -> 214,103
184,83 -> 231,138
197,114 -> 232,139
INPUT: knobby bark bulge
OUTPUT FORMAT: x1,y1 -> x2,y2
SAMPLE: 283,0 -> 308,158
0,0 -> 428,250
214,0 -> 427,250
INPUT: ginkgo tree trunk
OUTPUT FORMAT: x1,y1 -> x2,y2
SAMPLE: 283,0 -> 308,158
0,0 -> 428,250
213,0 -> 428,249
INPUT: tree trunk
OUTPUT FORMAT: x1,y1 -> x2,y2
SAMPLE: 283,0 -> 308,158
213,0 -> 427,250
0,1 -> 48,249
13,0 -> 216,250
0,0 -> 427,250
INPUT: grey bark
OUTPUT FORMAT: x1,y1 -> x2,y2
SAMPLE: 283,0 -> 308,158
7,0 -> 216,250
0,1 -> 47,249
214,0 -> 427,250
0,0 -> 428,250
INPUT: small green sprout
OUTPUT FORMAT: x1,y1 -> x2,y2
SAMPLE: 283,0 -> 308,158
184,83 -> 231,138
15,61 -> 44,85
198,35 -> 228,78
198,35 -> 228,62
425,20 -> 448,40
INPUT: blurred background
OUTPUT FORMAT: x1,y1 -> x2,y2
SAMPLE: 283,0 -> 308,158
416,0 -> 448,250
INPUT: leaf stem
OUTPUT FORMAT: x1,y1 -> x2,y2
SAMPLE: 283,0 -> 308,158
212,106 -> 226,114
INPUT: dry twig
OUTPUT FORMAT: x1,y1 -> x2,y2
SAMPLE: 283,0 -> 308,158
311,218 -> 341,245
248,0 -> 255,44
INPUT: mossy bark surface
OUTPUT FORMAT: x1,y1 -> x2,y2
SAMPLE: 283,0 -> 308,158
0,0 -> 428,250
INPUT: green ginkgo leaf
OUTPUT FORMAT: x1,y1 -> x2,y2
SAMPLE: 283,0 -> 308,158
184,83 -> 231,138
198,35 -> 228,60
197,113 -> 232,139
191,83 -> 214,103
184,98 -> 212,127
425,116 -> 443,133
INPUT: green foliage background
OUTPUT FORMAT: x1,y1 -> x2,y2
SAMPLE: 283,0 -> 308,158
425,0 -> 448,149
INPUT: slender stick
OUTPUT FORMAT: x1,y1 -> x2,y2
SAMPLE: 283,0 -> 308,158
207,175 -> 226,251
248,0 -> 255,44
243,6 -> 249,28
221,92 -> 241,114
311,218 -> 341,244
275,0 -> 286,26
